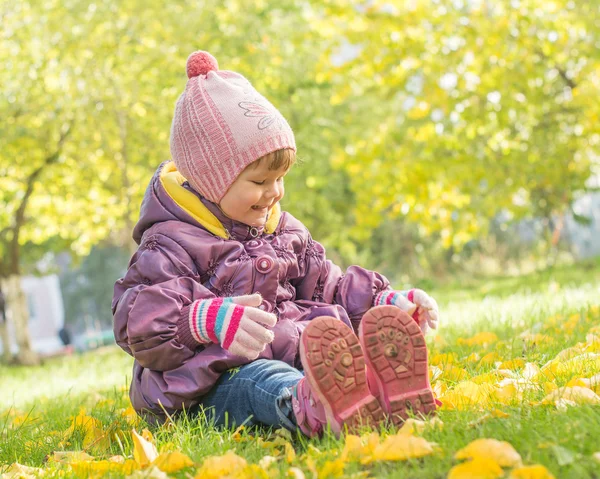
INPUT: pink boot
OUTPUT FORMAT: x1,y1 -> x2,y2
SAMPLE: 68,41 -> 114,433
292,316 -> 384,437
359,306 -> 437,426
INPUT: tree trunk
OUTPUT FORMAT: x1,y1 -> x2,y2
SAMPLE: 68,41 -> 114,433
0,315 -> 12,364
1,276 -> 40,366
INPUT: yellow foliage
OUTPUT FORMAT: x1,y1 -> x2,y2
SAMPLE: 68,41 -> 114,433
455,438 -> 522,467
194,450 -> 249,479
317,458 -> 345,478
457,332 -> 498,347
132,429 -> 159,467
151,451 -> 194,473
448,457 -> 504,479
70,459 -> 138,478
541,386 -> 600,406
509,464 -> 556,479
367,434 -> 435,463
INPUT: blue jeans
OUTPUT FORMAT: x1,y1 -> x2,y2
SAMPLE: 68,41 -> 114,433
198,359 -> 304,431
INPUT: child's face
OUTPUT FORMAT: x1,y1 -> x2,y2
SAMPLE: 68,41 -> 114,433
219,159 -> 289,227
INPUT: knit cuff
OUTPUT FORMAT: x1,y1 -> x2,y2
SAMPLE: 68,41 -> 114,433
177,303 -> 208,350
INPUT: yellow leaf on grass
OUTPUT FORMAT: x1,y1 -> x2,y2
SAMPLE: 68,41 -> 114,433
50,451 -> 95,463
258,455 -> 278,469
430,352 -> 458,366
469,409 -> 510,427
448,457 -> 504,479
398,417 -> 443,436
565,378 -> 589,388
2,463 -> 45,479
194,450 -> 247,479
498,359 -> 526,370
285,441 -> 296,463
132,429 -> 159,467
151,451 -> 194,473
120,406 -> 140,426
63,410 -> 111,453
70,459 -> 138,478
471,372 -> 502,384
365,434 -> 434,463
318,458 -> 345,478
509,464 -> 556,479
495,382 -> 522,404
288,467 -> 306,479
341,434 -> 363,461
541,386 -> 600,406
553,347 -> 584,362
126,465 -> 168,479
440,365 -> 470,382
458,332 -> 498,347
455,438 -> 522,467
478,352 -> 502,368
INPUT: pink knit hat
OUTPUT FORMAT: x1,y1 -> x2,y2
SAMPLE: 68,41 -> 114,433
170,51 -> 296,203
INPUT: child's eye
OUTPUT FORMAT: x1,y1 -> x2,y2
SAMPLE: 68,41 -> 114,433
252,180 -> 265,185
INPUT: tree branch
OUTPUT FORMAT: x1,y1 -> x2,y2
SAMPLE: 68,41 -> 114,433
8,123 -> 73,274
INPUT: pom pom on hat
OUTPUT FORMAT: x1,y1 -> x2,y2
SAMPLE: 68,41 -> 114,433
186,51 -> 219,78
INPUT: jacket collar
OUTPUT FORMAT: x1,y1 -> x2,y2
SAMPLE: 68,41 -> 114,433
159,161 -> 280,241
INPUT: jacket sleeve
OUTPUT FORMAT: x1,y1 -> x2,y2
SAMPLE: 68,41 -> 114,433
112,232 -> 215,372
292,231 -> 391,322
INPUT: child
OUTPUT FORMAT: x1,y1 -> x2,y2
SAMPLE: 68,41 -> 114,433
112,51 -> 440,436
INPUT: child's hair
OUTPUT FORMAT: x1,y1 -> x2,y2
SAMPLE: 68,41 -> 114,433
251,148 -> 296,171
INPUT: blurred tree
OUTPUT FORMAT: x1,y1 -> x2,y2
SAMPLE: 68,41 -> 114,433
0,0 -> 351,362
319,0 -> 599,254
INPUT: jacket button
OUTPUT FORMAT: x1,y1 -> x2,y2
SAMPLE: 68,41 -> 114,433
246,239 -> 261,249
255,255 -> 274,274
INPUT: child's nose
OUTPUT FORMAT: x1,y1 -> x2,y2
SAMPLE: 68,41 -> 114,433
265,183 -> 281,199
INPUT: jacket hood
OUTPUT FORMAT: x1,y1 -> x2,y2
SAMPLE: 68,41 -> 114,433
132,161 -> 281,244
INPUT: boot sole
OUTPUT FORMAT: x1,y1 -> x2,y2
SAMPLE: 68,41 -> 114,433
299,317 -> 384,436
359,306 -> 436,426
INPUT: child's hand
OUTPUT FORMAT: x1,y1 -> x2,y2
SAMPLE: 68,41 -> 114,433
407,289 -> 439,333
189,293 -> 277,360
374,289 -> 439,334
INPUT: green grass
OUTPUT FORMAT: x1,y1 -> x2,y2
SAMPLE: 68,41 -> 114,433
2,261 -> 600,478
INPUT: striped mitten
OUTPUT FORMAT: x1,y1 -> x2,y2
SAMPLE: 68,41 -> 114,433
188,293 -> 277,360
374,289 -> 439,333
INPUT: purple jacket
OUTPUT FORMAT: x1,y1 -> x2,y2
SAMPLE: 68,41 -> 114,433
112,161 -> 390,421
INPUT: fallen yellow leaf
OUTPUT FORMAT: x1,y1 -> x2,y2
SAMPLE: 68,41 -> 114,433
194,450 -> 247,479
458,332 -> 498,347
398,417 -> 443,436
288,467 -> 306,479
440,365 -> 470,382
509,464 -> 556,479
258,455 -> 278,469
63,410 -> 111,453
478,352 -> 502,368
318,458 -> 345,478
126,465 -> 168,479
70,459 -> 138,478
132,429 -> 159,467
1,463 -> 45,479
151,451 -> 194,473
49,451 -> 95,463
455,438 -> 522,467
448,457 -> 504,479
364,434 -> 434,463
430,352 -> 458,365
285,441 -> 296,463
498,359 -> 526,370
541,386 -> 600,406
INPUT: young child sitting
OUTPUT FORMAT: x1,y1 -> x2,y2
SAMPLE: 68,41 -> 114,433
112,51 -> 440,437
